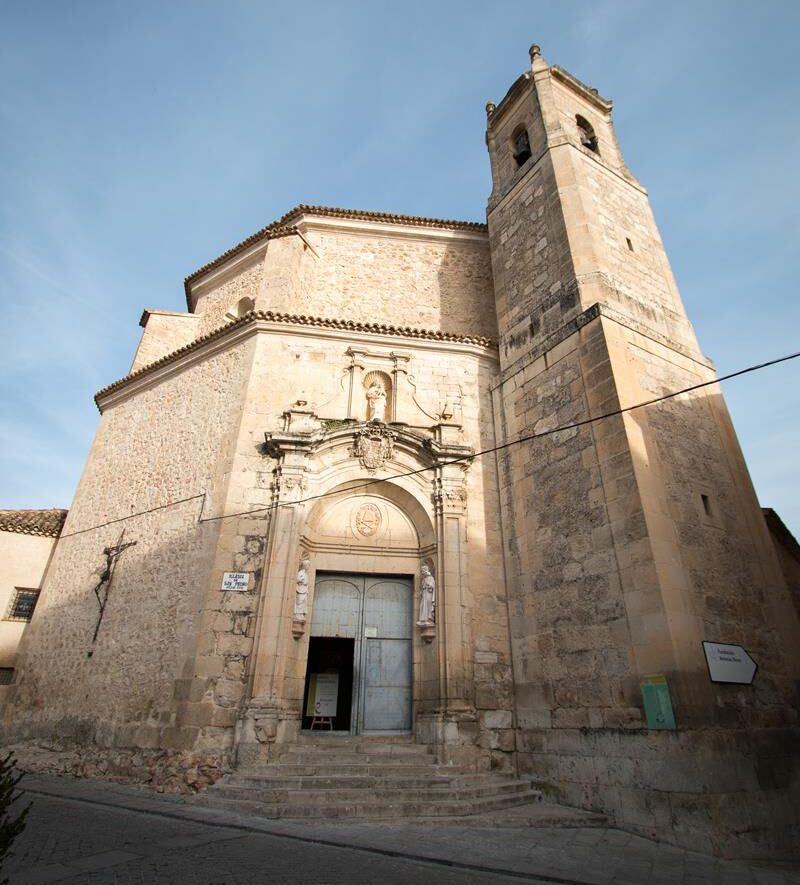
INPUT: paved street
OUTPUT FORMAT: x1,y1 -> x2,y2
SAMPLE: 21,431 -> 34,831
5,775 -> 800,885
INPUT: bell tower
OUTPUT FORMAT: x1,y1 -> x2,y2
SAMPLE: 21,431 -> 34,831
486,45 -> 800,852
486,44 -> 700,366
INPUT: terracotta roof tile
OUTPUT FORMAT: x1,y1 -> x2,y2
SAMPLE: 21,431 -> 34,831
0,509 -> 68,538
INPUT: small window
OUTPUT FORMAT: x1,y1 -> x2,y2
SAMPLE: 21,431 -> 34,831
626,237 -> 634,252
6,588 -> 40,622
701,494 -> 712,517
224,296 -> 255,323
0,668 -> 13,686
576,114 -> 599,154
512,127 -> 532,168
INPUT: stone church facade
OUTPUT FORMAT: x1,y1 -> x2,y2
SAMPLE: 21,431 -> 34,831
3,46 -> 799,857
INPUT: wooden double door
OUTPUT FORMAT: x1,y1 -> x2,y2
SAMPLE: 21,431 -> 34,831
304,572 -> 413,734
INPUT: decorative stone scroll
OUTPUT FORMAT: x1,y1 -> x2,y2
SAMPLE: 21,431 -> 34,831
352,425 -> 395,472
433,478 -> 468,514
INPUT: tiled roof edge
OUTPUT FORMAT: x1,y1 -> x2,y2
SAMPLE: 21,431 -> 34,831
0,509 -> 68,538
95,311 -> 498,408
183,205 -> 487,294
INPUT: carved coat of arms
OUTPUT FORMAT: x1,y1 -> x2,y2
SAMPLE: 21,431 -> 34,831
352,425 -> 395,471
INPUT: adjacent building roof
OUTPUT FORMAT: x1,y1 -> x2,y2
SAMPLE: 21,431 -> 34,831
0,509 -> 68,538
183,204 -> 488,300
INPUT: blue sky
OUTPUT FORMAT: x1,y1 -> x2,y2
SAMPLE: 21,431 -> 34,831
1,1 -> 799,533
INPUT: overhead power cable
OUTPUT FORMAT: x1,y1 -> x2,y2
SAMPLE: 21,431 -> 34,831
59,349 -> 800,538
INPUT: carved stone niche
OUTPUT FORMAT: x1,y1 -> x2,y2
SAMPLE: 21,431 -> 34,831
345,348 -> 411,423
363,370 -> 392,423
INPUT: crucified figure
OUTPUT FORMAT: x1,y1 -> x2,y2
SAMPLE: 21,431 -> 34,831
92,530 -> 137,642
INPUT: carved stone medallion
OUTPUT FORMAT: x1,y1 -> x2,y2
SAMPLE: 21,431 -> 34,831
352,425 -> 395,471
354,503 -> 382,537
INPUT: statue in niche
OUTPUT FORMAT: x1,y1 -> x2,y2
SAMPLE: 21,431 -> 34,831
366,379 -> 387,423
418,564 -> 435,626
294,556 -> 310,620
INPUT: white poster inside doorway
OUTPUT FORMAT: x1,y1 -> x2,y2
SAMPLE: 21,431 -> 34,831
308,672 -> 339,716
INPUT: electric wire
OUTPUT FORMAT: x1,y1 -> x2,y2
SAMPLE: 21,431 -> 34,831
57,349 -> 800,539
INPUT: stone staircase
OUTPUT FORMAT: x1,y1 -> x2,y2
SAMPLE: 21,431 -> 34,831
195,736 -> 543,821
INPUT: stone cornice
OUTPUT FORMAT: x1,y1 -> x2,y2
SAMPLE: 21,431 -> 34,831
95,311 -> 498,412
549,66 -> 612,112
495,299 -> 714,389
485,72 -> 534,130
294,213 -> 489,245
485,64 -> 611,134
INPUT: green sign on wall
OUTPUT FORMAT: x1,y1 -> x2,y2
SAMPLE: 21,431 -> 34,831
641,675 -> 677,730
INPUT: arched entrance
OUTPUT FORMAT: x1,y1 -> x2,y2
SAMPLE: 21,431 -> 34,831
236,418 -> 476,767
302,572 -> 413,734
299,480 -> 435,736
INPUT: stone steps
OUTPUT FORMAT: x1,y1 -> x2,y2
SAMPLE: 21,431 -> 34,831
197,736 -> 544,821
224,770 -> 508,788
210,778 -> 532,805
196,789 -> 542,821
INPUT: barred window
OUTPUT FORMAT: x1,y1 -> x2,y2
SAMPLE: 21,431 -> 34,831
0,668 -> 13,685
6,588 -> 40,622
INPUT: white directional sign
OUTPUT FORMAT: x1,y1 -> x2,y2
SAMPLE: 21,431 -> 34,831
702,642 -> 757,685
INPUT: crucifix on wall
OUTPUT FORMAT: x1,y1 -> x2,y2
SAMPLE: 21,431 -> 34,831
91,529 -> 137,644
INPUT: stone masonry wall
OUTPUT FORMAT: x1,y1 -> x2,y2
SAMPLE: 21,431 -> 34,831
495,316 -> 800,857
130,311 -> 200,373
189,323 -> 512,764
488,160 -> 576,370
2,338 -> 256,767
494,317 -> 640,737
628,333 -> 799,724
294,229 -> 496,340
194,257 -> 263,337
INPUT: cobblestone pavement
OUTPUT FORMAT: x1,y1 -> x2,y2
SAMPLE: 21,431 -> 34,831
5,775 -> 800,885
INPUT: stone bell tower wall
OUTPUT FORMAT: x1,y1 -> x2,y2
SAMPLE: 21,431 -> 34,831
487,48 -> 800,857
487,57 -> 699,375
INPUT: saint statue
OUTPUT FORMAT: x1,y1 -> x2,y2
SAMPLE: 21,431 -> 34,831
294,556 -> 310,620
366,379 -> 387,423
418,564 -> 435,625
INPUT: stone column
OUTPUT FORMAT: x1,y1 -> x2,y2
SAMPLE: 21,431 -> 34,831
345,349 -> 366,420
427,424 -> 478,765
235,423 -> 314,767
